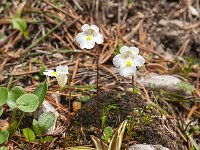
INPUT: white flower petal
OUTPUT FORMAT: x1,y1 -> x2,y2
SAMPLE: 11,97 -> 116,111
75,32 -> 87,44
129,46 -> 139,55
80,40 -> 95,49
133,55 -> 145,67
56,73 -> 68,89
81,24 -> 90,31
43,70 -> 56,76
76,24 -> 103,49
94,33 -> 103,44
119,46 -> 129,54
113,54 -> 125,67
119,65 -> 136,78
56,65 -> 69,74
90,25 -> 99,32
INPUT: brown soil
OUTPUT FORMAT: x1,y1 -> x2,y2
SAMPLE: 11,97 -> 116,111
68,89 -> 186,150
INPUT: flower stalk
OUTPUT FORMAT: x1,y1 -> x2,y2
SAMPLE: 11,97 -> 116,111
96,48 -> 101,137
112,45 -> 145,148
75,24 -> 104,150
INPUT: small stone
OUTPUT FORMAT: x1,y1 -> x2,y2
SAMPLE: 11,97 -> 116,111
128,144 -> 170,150
138,73 -> 191,95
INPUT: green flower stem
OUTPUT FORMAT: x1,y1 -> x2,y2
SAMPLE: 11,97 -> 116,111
10,109 -> 17,123
8,111 -> 25,142
16,111 -> 25,131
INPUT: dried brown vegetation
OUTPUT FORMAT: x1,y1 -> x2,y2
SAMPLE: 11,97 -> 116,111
0,0 -> 199,149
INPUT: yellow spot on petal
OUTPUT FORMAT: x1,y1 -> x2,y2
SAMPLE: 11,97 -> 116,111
86,35 -> 92,41
125,60 -> 132,67
52,72 -> 57,76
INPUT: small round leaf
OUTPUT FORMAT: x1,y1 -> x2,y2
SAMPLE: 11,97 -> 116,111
0,131 -> 9,144
16,94 -> 39,112
38,112 -> 55,130
0,87 -> 8,106
7,86 -> 25,109
0,146 -> 8,150
32,119 -> 42,136
23,128 -> 35,141
0,107 -> 3,117
42,136 -> 53,142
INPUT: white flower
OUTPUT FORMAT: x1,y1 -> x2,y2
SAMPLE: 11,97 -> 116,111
75,24 -> 104,49
43,65 -> 69,90
113,46 -> 145,78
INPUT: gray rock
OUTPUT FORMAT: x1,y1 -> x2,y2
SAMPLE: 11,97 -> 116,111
138,73 -> 191,96
36,100 -> 59,118
128,144 -> 170,150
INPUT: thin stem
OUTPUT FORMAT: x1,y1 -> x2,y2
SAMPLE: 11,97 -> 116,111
16,112 -> 25,132
10,109 -> 17,123
132,75 -> 135,103
96,49 -> 100,131
131,75 -> 135,139
127,76 -> 135,149
96,48 -> 104,150
8,111 -> 25,142
96,48 -> 100,137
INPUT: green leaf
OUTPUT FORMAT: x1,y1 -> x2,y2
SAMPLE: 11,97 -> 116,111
16,94 -> 39,112
23,128 -> 35,142
0,146 -> 8,150
146,103 -> 153,110
176,81 -> 195,92
146,54 -> 153,61
0,87 -> 8,106
81,95 -> 90,103
102,126 -> 113,142
7,121 -> 17,135
0,131 -> 9,144
12,18 -> 27,33
42,136 -> 53,142
33,119 -> 42,136
11,18 -> 29,39
34,82 -> 48,106
38,112 -> 55,130
32,139 -> 40,143
7,86 -> 25,109
0,107 -> 3,117
100,111 -> 106,129
39,65 -> 46,76
33,74 -> 40,81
